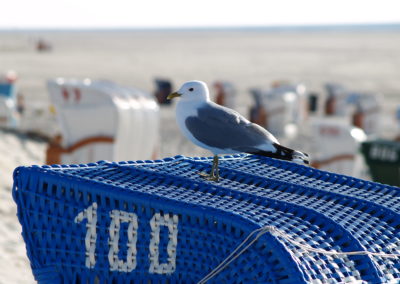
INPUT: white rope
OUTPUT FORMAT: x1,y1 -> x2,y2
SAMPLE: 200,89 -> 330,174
197,225 -> 400,284
197,227 -> 269,284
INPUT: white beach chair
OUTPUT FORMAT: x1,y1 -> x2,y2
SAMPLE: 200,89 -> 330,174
253,83 -> 308,137
309,117 -> 367,178
46,78 -> 159,164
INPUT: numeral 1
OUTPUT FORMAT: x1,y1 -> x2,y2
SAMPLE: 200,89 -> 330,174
74,203 -> 98,268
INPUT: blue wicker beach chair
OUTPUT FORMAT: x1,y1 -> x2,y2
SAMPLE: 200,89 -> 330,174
13,154 -> 400,283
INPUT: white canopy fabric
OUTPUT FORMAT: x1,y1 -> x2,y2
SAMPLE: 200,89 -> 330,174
309,117 -> 367,177
47,78 -> 159,164
254,83 -> 308,137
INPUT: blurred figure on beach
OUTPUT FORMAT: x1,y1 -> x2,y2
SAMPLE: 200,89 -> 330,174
36,38 -> 52,52
154,79 -> 173,105
17,93 -> 25,115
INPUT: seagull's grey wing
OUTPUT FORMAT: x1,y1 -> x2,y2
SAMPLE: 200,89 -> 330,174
185,103 -> 277,150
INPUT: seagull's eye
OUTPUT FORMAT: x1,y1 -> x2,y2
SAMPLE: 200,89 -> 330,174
189,88 -> 194,92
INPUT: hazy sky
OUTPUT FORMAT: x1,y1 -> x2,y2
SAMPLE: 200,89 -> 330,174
2,0 -> 399,29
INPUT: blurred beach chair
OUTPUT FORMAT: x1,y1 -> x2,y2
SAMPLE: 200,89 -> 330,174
213,81 -> 237,109
324,83 -> 349,116
249,88 -> 267,126
18,102 -> 59,139
0,71 -> 19,128
324,83 -> 382,136
46,78 -> 159,164
361,139 -> 400,186
396,105 -> 400,140
348,92 -> 382,135
249,83 -> 308,137
310,117 -> 367,177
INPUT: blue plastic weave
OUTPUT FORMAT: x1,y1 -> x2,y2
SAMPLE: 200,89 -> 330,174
13,154 -> 400,283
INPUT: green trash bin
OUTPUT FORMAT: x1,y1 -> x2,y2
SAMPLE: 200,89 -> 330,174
361,140 -> 400,187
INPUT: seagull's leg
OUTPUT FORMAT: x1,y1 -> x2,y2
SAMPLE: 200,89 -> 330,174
199,154 -> 219,181
208,155 -> 219,181
214,155 -> 220,181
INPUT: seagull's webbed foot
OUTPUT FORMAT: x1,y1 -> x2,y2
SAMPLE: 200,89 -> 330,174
198,155 -> 220,182
206,174 -> 219,182
198,172 -> 210,178
198,172 -> 219,181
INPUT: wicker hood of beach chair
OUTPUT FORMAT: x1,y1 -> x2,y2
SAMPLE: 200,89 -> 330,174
13,154 -> 400,283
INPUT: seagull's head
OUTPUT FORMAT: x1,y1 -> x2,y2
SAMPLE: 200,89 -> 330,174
167,81 -> 210,103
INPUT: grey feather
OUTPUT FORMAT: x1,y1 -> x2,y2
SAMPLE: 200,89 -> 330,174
185,102 -> 277,151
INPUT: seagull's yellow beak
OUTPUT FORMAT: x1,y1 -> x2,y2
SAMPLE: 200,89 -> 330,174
167,91 -> 182,100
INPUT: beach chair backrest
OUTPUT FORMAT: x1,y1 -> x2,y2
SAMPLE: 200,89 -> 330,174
310,117 -> 367,177
47,79 -> 159,164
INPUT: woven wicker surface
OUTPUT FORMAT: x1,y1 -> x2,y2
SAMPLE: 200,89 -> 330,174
13,154 -> 400,283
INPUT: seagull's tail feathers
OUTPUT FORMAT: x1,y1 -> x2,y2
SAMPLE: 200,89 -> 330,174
248,143 -> 310,166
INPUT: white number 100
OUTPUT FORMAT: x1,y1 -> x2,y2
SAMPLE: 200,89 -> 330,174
74,203 -> 179,274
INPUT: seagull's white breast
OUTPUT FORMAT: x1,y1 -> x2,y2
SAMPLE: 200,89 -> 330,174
175,100 -> 198,139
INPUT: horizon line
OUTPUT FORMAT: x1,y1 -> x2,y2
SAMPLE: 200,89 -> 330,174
1,22 -> 400,32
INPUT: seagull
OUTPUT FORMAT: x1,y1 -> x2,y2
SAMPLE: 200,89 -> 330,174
167,80 -> 309,181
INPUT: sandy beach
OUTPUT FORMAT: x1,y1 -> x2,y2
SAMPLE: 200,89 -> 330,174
1,29 -> 399,282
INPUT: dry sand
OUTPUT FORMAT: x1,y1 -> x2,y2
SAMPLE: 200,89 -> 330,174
0,130 -> 46,283
0,29 -> 399,282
